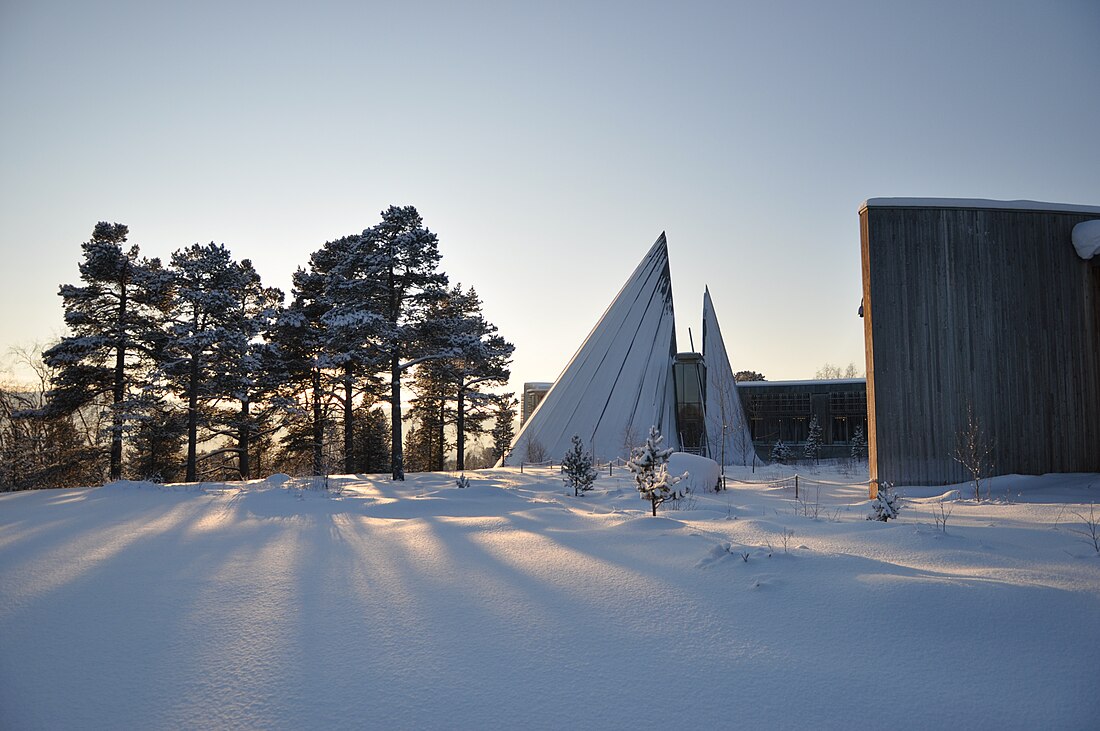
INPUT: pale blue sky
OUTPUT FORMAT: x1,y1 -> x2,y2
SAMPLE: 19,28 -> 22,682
2,0 -> 1098,393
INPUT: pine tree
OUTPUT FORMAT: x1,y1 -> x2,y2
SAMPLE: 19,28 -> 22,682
488,394 -> 517,465
803,415 -> 822,464
162,243 -> 276,481
444,286 -> 513,471
770,439 -> 792,464
276,256 -> 337,477
627,426 -> 682,516
351,405 -> 390,473
129,398 -> 186,482
850,424 -> 867,461
405,360 -> 453,471
359,206 -> 450,481
562,434 -> 597,496
42,222 -> 172,480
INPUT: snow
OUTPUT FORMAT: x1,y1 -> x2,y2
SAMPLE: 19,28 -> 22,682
860,198 -> 1100,215
2,466 -> 1099,729
1071,219 -> 1100,260
667,451 -> 721,493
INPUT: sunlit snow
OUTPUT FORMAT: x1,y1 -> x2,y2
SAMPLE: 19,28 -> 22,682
1,467 -> 1098,728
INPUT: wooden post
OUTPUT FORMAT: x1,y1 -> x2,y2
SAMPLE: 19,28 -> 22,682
794,475 -> 799,500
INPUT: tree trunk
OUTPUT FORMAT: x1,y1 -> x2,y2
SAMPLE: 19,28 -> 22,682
238,398 -> 251,480
435,398 -> 445,470
651,498 -> 658,517
185,349 -> 200,482
456,385 -> 466,471
343,366 -> 355,474
312,366 -> 324,476
109,284 -> 127,481
390,353 -> 404,481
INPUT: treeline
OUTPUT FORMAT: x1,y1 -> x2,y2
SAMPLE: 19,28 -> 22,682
0,206 -> 517,491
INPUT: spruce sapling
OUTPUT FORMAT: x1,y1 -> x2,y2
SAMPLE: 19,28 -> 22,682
627,426 -> 684,516
561,434 -> 597,497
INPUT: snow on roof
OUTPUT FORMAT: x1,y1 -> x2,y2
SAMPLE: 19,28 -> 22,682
1071,219 -> 1100,260
860,198 -> 1100,215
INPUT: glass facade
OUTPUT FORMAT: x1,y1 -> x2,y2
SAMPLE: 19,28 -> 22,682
673,353 -> 708,455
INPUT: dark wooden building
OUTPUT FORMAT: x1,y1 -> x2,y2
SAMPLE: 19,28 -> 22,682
737,379 -> 867,460
860,198 -> 1100,487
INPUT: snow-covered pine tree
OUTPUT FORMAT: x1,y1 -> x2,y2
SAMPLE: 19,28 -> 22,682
42,222 -> 172,480
488,394 -> 517,465
627,426 -> 683,516
162,243 -> 276,482
205,262 -> 284,480
420,284 -> 514,471
868,481 -> 901,521
770,439 -> 792,464
279,233 -> 387,476
850,424 -> 867,461
803,415 -> 822,464
358,206 -> 450,481
562,434 -> 597,496
275,240 -> 348,477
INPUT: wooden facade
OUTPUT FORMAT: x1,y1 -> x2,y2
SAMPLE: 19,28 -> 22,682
860,199 -> 1100,487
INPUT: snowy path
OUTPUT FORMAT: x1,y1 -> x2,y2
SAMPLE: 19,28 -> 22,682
2,469 -> 1098,729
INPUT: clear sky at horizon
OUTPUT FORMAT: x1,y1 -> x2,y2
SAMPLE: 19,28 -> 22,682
2,0 -> 1098,395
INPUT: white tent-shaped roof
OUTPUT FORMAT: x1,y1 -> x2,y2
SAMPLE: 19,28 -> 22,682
501,234 -> 679,465
702,287 -> 757,466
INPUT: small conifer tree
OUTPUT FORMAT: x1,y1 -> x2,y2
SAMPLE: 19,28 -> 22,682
868,481 -> 900,521
803,416 -> 822,464
627,426 -> 682,516
561,434 -> 597,497
770,439 -> 792,465
850,424 -> 867,461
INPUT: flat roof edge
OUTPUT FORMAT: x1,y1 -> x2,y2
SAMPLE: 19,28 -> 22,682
859,198 -> 1100,215
737,378 -> 866,387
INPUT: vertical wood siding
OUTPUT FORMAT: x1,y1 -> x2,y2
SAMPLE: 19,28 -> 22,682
861,204 -> 1100,486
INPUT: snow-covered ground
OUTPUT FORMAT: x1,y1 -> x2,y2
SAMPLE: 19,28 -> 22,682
2,464 -> 1098,729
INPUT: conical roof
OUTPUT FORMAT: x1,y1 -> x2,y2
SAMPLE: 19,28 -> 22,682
502,234 -> 678,465
702,287 -> 758,466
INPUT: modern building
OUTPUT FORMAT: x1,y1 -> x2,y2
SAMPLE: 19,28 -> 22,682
520,382 -> 553,425
737,378 -> 867,461
860,198 -> 1100,487
501,235 -> 754,466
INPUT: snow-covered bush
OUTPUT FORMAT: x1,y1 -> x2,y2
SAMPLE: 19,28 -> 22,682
627,426 -> 683,516
770,440 -> 793,464
561,434 -> 597,496
667,452 -> 721,493
868,481 -> 900,521
456,474 -> 470,489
